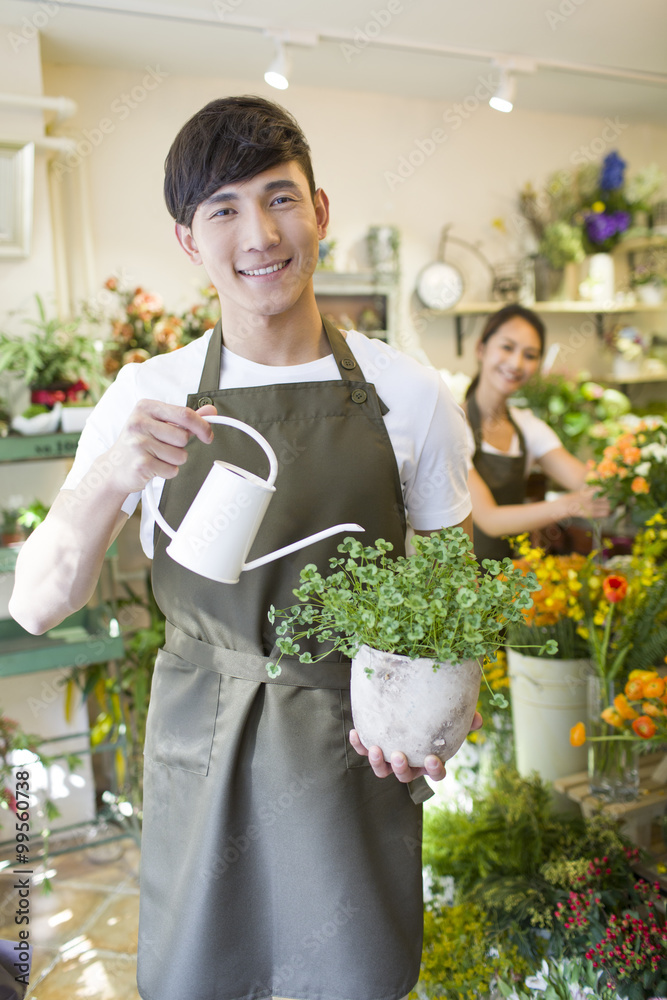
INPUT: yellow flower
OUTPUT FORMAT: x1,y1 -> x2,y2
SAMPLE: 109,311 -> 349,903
592,200 -> 606,212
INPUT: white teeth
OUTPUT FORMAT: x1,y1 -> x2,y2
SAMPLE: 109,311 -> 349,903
240,261 -> 288,276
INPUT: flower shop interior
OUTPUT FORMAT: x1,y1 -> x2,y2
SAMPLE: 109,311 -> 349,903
1,0 -> 667,996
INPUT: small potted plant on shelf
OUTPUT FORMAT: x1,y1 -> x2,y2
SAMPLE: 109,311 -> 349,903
630,261 -> 666,305
0,295 -> 104,427
266,528 -> 553,766
1,505 -> 25,547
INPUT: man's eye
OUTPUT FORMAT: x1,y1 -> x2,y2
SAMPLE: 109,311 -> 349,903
273,196 -> 294,205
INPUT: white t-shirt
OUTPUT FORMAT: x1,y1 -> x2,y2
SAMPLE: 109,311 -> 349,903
465,405 -> 562,476
64,329 -> 472,557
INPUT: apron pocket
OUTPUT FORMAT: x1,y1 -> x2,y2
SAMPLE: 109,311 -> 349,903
144,648 -> 221,775
340,687 -> 371,770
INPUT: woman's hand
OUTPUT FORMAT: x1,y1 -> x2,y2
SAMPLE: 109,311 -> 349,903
105,400 -> 217,496
561,485 -> 611,520
349,711 -> 483,784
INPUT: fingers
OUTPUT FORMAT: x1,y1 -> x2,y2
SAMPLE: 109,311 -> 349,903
349,730 -> 447,783
470,710 -> 483,732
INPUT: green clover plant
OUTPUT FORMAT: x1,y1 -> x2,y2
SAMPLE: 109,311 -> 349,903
267,527 -> 556,708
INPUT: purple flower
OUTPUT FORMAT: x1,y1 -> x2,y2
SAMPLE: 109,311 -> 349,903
585,209 -> 631,246
585,213 -> 618,244
600,150 -> 626,191
611,210 -> 630,233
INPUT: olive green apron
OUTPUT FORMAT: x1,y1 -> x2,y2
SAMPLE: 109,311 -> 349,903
467,391 -> 526,563
138,318 -> 430,1000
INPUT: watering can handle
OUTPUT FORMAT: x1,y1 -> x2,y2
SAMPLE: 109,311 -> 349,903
142,414 -> 279,540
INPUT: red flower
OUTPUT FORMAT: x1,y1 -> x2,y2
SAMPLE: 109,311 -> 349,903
632,715 -> 657,739
603,575 -> 628,603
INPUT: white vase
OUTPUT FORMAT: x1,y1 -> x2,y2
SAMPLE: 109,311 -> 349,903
507,649 -> 591,783
612,355 -> 642,379
350,645 -> 481,767
636,280 -> 665,306
586,253 -> 615,304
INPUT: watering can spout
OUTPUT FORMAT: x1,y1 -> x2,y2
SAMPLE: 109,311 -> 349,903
243,523 -> 365,572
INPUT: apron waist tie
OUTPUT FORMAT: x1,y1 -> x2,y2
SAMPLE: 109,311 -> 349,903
164,621 -> 352,690
164,623 -> 433,805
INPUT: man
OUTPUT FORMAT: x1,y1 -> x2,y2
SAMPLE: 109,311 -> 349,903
10,95 -> 474,1000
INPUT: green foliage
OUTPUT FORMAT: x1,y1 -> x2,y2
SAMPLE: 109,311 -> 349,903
0,294 -> 104,390
538,221 -> 585,269
506,617 -> 590,661
409,903 -> 531,1000
422,766 -> 639,956
497,956 -> 604,999
267,529 -> 551,702
511,374 -> 631,457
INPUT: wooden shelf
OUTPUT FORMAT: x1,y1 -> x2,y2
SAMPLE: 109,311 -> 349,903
601,371 -> 667,385
553,753 -> 667,849
447,300 -> 666,316
0,432 -> 80,462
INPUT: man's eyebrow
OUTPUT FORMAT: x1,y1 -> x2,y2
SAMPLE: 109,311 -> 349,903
201,178 -> 301,207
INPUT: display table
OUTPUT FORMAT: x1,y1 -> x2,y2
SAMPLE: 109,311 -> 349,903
553,753 -> 667,851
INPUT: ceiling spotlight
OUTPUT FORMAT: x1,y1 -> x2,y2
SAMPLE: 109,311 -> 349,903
264,40 -> 292,90
489,67 -> 516,113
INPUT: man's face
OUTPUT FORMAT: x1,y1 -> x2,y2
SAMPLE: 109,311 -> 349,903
176,161 -> 329,326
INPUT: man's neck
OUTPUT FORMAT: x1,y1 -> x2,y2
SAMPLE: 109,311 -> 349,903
219,293 -> 329,366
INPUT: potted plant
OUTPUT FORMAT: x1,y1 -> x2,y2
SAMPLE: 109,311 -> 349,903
1,505 -> 25,546
266,527 -> 552,766
630,262 -> 666,305
0,294 -> 104,408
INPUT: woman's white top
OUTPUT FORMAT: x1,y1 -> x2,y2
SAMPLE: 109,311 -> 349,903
64,329 -> 472,557
465,405 -> 562,475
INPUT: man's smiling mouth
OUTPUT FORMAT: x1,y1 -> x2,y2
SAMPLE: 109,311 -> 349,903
238,260 -> 290,276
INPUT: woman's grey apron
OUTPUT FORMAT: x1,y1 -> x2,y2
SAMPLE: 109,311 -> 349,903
138,318 -> 431,1000
467,391 -> 526,563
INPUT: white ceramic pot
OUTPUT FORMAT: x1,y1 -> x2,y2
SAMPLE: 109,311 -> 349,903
612,355 -> 642,379
60,405 -> 95,433
350,644 -> 481,767
507,649 -> 592,783
636,280 -> 665,306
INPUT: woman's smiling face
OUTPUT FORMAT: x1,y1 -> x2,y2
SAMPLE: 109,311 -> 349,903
477,316 -> 543,395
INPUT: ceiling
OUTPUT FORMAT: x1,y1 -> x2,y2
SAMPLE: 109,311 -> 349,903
1,0 -> 667,125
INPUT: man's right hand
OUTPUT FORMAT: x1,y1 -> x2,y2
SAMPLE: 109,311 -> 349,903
106,400 -> 217,495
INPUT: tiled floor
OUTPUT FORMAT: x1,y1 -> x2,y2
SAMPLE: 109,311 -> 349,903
0,832 -> 141,999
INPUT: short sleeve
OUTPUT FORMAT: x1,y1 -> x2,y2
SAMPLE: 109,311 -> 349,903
405,380 -> 472,530
61,363 -> 143,517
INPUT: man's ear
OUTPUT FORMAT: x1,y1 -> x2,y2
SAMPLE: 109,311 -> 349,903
175,222 -> 202,265
314,188 -> 330,240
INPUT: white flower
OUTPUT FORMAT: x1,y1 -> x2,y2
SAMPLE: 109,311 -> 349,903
525,960 -> 549,990
641,442 -> 667,462
634,461 -> 652,476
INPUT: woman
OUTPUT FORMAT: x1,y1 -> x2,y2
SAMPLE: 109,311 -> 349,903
465,303 -> 609,562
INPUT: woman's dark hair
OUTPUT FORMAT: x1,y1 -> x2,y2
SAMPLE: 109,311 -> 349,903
164,95 -> 316,227
465,304 -> 546,399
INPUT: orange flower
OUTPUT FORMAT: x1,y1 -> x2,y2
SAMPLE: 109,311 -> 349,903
641,701 -> 663,718
632,715 -> 657,739
570,722 -> 586,747
601,707 -> 623,728
631,476 -> 650,495
595,458 -> 619,479
602,575 -> 628,603
613,693 -> 638,720
643,676 -> 665,699
621,446 -> 641,464
624,677 -> 645,700
616,433 -> 636,450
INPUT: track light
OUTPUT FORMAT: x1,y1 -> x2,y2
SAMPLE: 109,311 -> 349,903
264,40 -> 292,90
489,66 -> 516,113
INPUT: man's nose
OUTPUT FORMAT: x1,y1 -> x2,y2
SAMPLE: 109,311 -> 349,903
242,208 -> 280,253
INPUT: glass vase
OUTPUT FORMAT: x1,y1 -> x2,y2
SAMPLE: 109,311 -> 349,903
587,675 -> 639,802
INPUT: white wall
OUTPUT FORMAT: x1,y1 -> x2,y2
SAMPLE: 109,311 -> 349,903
2,46 -> 666,383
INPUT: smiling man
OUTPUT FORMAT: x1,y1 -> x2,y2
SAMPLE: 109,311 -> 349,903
10,96 -> 473,1000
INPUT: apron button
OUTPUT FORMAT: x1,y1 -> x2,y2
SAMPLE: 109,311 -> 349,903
197,395 -> 213,407
351,389 -> 367,404
341,357 -> 356,370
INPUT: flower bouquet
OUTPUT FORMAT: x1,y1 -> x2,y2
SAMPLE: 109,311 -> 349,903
586,414 -> 667,524
267,528 -> 552,765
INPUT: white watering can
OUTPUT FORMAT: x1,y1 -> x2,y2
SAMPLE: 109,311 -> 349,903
144,414 -> 364,584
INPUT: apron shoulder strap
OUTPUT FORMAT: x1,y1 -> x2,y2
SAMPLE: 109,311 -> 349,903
322,315 -> 389,415
467,391 -> 527,457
